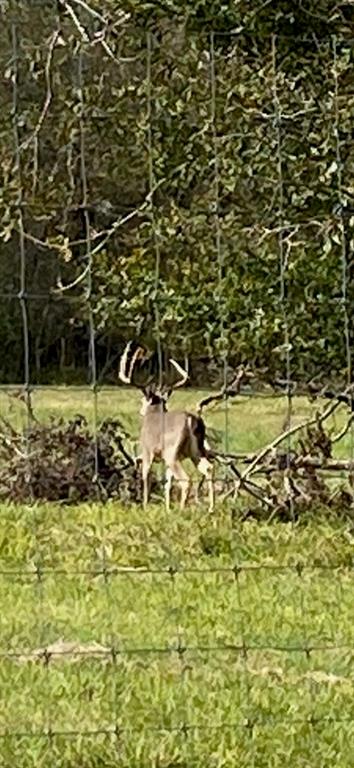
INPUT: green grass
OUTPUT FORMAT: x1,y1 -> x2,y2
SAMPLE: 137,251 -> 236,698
0,388 -> 354,766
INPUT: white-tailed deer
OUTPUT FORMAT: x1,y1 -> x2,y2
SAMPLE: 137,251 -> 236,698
119,342 -> 214,512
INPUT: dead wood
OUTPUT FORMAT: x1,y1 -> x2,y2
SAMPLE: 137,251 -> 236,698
197,366 -> 254,415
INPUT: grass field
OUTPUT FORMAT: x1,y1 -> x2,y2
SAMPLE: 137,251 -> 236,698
0,389 -> 354,766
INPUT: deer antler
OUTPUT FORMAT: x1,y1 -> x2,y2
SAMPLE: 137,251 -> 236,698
119,345 -> 189,394
118,341 -> 132,383
118,341 -> 145,384
169,359 -> 189,389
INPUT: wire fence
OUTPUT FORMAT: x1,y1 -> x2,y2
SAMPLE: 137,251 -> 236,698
1,5 -> 354,764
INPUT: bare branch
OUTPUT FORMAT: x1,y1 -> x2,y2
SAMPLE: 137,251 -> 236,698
97,36 -> 137,65
19,30 -> 60,152
90,181 -> 165,258
332,414 -> 354,445
114,435 -> 135,467
63,1 -> 90,41
197,366 -> 252,415
52,186 -> 165,294
53,265 -> 89,293
241,455 -> 354,474
295,457 -> 354,471
0,430 -> 32,460
214,453 -> 273,507
240,393 -> 350,483
64,0 -> 133,64
70,0 -> 106,22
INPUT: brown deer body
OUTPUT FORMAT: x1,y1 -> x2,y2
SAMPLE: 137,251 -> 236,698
119,343 -> 214,512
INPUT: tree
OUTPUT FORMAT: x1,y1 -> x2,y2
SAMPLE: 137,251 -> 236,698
0,0 -> 353,384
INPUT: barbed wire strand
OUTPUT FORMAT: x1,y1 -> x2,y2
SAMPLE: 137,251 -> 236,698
3,635 -> 354,660
1,713 -> 354,741
0,289 -> 347,304
0,561 -> 351,576
0,381 -> 345,399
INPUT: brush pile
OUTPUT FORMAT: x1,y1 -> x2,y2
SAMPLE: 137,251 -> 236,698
0,415 -> 147,503
210,380 -> 354,519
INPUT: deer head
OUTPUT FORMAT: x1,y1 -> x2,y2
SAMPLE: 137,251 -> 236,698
118,341 -> 189,414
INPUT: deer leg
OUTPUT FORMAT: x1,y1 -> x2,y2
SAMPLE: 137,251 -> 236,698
142,455 -> 152,509
170,462 -> 191,510
197,457 -> 214,513
191,467 -> 204,505
165,466 -> 173,512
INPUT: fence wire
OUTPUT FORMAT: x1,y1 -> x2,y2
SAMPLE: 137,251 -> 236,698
1,13 -> 354,763
333,34 -> 354,461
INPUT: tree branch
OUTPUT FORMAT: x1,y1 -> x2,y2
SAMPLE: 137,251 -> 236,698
19,30 -> 60,152
197,366 -> 252,415
240,391 -> 351,483
332,414 -> 354,445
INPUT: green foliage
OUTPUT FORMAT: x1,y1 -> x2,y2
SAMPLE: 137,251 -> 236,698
0,2 -> 353,383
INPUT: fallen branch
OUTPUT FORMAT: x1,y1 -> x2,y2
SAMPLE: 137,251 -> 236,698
332,414 -> 354,445
272,377 -> 354,409
214,454 -> 273,508
240,392 -> 351,484
248,456 -> 354,474
197,366 -> 253,415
